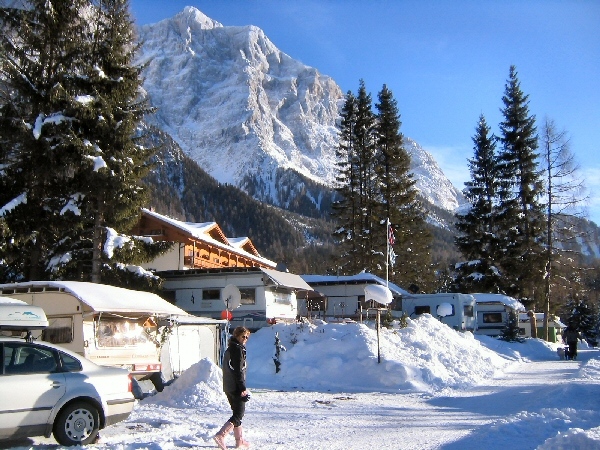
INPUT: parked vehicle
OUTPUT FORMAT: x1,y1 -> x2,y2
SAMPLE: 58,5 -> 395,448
299,273 -> 408,321
0,300 -> 135,446
0,281 -> 188,390
160,267 -> 312,331
397,293 -> 477,332
473,293 -> 525,337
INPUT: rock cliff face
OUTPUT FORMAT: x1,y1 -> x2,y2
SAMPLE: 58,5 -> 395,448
138,7 -> 341,200
137,6 -> 466,214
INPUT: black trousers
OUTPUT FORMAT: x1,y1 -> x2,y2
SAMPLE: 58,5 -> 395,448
226,392 -> 246,427
567,342 -> 578,360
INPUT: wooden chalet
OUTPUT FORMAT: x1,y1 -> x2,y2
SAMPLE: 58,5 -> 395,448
131,208 -> 276,271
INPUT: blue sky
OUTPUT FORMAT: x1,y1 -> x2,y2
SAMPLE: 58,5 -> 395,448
130,0 -> 600,224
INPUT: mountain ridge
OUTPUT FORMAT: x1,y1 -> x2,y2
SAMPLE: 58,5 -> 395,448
136,6 -> 466,215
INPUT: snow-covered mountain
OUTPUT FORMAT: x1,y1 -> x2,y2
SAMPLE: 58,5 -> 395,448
136,6 -> 465,215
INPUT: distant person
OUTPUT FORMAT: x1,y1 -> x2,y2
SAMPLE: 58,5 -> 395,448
563,326 -> 582,360
213,326 -> 251,449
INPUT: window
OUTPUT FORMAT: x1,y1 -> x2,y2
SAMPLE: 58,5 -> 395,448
483,313 -> 504,323
463,305 -> 474,317
96,318 -> 152,348
42,316 -> 73,344
240,288 -> 256,305
415,305 -> 431,315
3,344 -> 58,375
437,304 -> 455,316
60,352 -> 82,372
270,289 -> 292,304
203,289 -> 221,301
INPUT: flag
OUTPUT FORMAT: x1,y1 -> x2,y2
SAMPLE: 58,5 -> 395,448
389,247 -> 396,267
388,223 -> 395,246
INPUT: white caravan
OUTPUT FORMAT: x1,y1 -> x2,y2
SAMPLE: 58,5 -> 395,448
0,281 -> 187,389
299,273 -> 408,321
398,293 -> 478,332
473,293 -> 525,337
159,267 -> 312,331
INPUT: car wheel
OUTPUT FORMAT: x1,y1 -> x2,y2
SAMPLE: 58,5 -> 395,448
53,401 -> 100,446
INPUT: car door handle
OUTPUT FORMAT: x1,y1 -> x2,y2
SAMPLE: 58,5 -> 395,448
51,381 -> 63,389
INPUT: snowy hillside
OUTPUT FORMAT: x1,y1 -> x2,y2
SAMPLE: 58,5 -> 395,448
136,7 -> 466,214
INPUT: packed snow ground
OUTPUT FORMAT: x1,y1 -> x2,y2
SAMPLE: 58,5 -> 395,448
7,314 -> 600,449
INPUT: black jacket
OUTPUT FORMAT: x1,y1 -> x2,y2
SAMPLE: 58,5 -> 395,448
222,338 -> 247,394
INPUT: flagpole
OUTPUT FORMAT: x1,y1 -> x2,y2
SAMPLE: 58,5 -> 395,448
386,218 -> 390,288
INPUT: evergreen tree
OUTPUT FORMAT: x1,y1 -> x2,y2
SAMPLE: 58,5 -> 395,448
353,80 -> 378,272
0,0 -> 171,285
332,91 -> 359,273
454,114 -> 503,292
496,66 -> 546,305
0,0 -> 91,280
332,80 -> 377,274
374,84 -> 433,290
499,309 -> 524,343
562,296 -> 597,343
63,0 -> 171,283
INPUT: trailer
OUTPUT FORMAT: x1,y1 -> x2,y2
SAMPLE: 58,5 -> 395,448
159,267 -> 312,331
299,273 -> 408,321
473,293 -> 525,337
398,293 -> 478,332
0,281 -> 188,388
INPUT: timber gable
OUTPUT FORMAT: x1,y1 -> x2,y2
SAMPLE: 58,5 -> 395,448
132,209 -> 276,271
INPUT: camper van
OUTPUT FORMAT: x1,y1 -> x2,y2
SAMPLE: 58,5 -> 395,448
159,267 -> 312,331
398,293 -> 477,331
299,273 -> 408,321
473,293 -> 525,337
0,281 -> 188,388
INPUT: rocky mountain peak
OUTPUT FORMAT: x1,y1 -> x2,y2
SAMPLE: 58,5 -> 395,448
136,7 -> 465,214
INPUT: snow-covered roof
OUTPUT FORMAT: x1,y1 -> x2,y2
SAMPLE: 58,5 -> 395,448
262,268 -> 313,291
0,281 -> 188,316
301,273 -> 409,297
472,293 -> 526,311
141,208 -> 276,268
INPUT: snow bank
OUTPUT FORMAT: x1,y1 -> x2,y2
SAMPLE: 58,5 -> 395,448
144,358 -> 226,408
247,315 -> 511,393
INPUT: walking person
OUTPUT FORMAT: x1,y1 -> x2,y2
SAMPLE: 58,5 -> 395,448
563,326 -> 582,360
214,327 -> 251,449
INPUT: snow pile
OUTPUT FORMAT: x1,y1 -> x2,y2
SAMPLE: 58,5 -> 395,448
145,358 -> 226,408
247,315 -> 510,393
538,426 -> 600,450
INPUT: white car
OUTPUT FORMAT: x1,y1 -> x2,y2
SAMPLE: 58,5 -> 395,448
0,337 -> 136,445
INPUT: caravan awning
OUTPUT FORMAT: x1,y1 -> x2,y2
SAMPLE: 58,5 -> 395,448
261,268 -> 313,291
